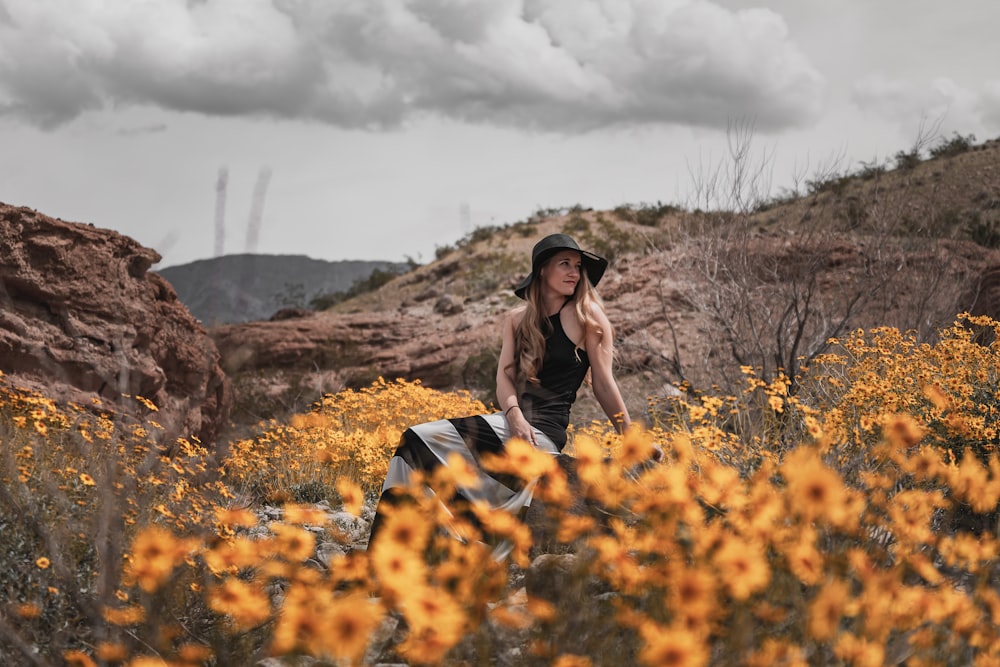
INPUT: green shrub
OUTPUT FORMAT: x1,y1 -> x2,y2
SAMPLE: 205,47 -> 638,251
806,173 -> 852,196
754,187 -> 800,213
894,148 -> 922,170
562,214 -> 591,235
855,158 -> 888,180
435,243 -> 456,260
465,251 -> 521,297
569,214 -> 641,263
310,267 -> 406,310
967,212 -> 1000,248
611,201 -> 682,226
929,132 -> 977,159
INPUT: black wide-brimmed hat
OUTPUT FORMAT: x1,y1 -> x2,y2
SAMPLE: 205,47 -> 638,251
513,233 -> 608,300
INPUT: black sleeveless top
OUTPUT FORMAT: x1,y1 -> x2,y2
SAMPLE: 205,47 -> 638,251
519,306 -> 590,449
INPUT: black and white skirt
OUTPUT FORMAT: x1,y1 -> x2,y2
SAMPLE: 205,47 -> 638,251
372,412 -> 560,558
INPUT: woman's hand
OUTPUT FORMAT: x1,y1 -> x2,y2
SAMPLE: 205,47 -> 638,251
505,407 -> 537,445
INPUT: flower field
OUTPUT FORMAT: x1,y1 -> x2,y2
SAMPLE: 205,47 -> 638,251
2,316 -> 1000,666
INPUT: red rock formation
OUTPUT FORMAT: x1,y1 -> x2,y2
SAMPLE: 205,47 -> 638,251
968,264 -> 1000,319
0,203 -> 230,443
211,308 -> 501,390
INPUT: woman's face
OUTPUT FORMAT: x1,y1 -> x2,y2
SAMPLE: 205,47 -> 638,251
539,250 -> 583,298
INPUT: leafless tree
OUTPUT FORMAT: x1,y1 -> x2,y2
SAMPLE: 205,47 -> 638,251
656,118 -> 972,398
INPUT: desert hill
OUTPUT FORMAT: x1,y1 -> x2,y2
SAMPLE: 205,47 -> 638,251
212,134 -> 1000,431
156,254 -> 410,325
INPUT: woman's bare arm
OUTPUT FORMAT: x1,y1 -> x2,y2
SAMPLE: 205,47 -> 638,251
586,303 -> 631,433
496,308 -> 537,444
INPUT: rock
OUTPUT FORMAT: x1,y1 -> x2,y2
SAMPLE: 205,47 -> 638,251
364,616 -> 404,667
524,553 -> 578,603
433,294 -> 463,316
314,542 -> 348,568
414,285 -> 442,302
269,307 -> 315,321
211,308 -> 501,391
0,203 -> 230,444
524,552 -> 607,605
968,263 -> 1000,322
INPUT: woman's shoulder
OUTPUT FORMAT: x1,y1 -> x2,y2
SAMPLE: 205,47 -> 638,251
580,297 -> 612,336
581,298 -> 610,321
503,305 -> 528,327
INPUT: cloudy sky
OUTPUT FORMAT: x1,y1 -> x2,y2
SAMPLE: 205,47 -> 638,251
1,0 -> 999,268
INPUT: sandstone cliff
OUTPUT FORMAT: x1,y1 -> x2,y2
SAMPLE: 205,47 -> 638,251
0,204 -> 230,443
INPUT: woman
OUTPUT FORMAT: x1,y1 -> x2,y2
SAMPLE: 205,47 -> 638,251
368,233 -> 631,553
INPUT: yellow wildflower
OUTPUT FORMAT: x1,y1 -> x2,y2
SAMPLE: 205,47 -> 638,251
400,584 -> 466,642
371,541 -> 428,595
204,536 -> 261,574
177,644 -> 213,663
809,580 -> 852,641
335,477 -> 366,515
619,426 -> 657,467
712,536 -> 770,601
669,565 -> 718,626
833,633 -> 884,667
215,506 -> 259,528
948,452 -> 999,512
556,514 -> 597,543
125,525 -> 191,593
375,503 -> 431,553
883,414 -> 924,449
95,642 -> 129,662
922,383 -> 950,410
62,650 -> 97,667
323,594 -> 384,662
282,503 -> 328,525
482,437 -> 558,480
15,602 -> 41,619
782,448 -> 852,526
784,533 -> 825,586
135,395 -> 159,411
268,523 -> 316,562
102,604 -> 146,626
207,578 -> 272,629
637,620 -> 709,667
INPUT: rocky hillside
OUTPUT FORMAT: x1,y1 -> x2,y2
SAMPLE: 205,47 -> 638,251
212,135 -> 1000,431
157,254 -> 410,325
0,204 -> 230,443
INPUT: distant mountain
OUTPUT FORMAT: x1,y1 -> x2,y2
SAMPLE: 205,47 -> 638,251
156,254 -> 410,325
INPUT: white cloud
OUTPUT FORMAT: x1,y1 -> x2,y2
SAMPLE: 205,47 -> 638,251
0,0 -> 824,131
979,82 -> 1000,129
852,74 -> 1000,143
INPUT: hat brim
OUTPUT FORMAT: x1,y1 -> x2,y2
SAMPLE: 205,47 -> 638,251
513,250 -> 608,300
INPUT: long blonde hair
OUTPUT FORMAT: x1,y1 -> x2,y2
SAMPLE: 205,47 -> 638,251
509,262 -> 605,387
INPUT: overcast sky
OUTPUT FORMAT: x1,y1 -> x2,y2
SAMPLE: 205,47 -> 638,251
2,0 -> 999,268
